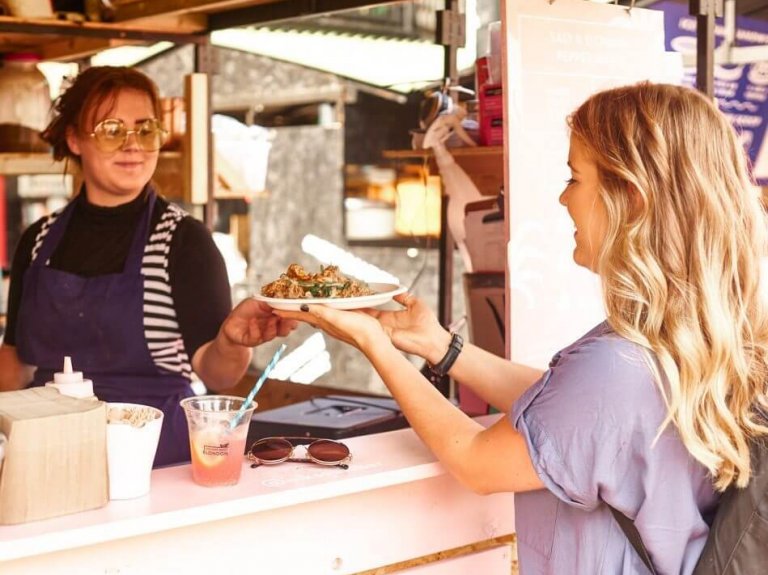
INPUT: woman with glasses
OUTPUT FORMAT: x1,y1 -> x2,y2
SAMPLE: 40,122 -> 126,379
278,82 -> 768,573
0,66 -> 296,467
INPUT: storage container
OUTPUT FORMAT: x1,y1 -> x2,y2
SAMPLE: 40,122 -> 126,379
0,53 -> 52,153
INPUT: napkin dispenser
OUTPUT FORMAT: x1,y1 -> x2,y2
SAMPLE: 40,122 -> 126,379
0,387 -> 109,525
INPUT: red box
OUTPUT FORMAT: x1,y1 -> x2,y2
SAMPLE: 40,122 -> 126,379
475,56 -> 490,94
478,83 -> 503,146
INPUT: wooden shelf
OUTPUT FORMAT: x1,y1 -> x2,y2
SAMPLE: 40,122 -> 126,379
383,146 -> 504,197
0,153 -> 64,176
0,1 -> 400,61
347,236 -> 440,249
0,151 -> 260,201
382,146 -> 503,161
0,14 -> 207,61
0,151 -> 182,176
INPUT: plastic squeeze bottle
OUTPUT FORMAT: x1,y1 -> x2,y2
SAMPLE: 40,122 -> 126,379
45,356 -> 95,399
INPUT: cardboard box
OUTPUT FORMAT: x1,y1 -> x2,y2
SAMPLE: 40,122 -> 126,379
0,387 -> 108,525
460,273 -> 506,415
464,199 -> 505,273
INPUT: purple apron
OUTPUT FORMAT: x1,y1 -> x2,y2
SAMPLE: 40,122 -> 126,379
16,190 -> 193,467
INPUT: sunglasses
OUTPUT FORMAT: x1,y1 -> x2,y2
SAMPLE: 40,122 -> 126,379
248,437 -> 352,470
89,118 -> 168,153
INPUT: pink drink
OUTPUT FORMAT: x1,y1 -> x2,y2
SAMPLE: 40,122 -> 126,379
189,428 -> 248,486
181,396 -> 255,487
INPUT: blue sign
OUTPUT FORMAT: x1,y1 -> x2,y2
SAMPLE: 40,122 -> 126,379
651,1 -> 768,184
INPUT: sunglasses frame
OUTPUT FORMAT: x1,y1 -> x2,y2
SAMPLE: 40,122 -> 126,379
88,117 -> 168,153
247,436 -> 352,470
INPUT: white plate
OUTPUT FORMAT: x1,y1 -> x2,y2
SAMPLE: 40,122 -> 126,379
253,283 -> 407,311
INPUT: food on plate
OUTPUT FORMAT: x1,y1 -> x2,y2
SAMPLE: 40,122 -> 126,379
261,264 -> 375,299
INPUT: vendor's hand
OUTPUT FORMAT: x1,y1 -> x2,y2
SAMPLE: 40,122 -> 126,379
221,298 -> 298,348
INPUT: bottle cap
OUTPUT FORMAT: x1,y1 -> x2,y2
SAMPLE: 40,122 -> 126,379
47,356 -> 95,399
54,356 -> 85,385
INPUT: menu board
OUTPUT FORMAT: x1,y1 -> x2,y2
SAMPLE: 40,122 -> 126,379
502,0 -> 674,367
649,0 -> 768,184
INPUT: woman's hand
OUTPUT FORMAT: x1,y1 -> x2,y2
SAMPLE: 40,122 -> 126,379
193,299 -> 297,391
221,298 -> 298,348
276,293 -> 450,364
366,293 -> 449,362
275,303 -> 386,352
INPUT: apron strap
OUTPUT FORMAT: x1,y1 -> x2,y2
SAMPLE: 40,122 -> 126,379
124,189 -> 157,272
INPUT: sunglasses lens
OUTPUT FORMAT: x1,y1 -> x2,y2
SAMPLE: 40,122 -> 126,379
250,437 -> 293,462
307,439 -> 349,463
93,119 -> 126,152
136,119 -> 167,151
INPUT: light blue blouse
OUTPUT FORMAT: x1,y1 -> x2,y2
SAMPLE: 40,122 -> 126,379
511,322 -> 719,574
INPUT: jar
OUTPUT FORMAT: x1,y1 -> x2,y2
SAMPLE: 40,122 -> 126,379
0,53 -> 52,153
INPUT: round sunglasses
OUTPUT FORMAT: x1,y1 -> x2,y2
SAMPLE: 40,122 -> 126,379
89,118 -> 168,153
248,437 -> 351,470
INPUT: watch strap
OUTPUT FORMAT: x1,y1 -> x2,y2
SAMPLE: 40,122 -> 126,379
429,333 -> 464,377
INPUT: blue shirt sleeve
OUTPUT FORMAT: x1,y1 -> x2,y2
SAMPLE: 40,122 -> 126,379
511,323 -> 693,513
511,322 -> 718,573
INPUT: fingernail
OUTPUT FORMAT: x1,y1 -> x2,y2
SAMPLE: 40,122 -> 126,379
300,304 -> 309,312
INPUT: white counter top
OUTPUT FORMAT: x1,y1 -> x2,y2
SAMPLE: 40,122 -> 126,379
0,414 -> 516,574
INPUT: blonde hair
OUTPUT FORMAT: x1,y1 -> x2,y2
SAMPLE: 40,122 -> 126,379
569,82 -> 768,490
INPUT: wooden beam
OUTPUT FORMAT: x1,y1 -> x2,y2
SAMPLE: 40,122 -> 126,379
208,0 -> 399,29
112,0 -> 274,22
112,13 -> 209,33
40,37 -> 115,61
0,15 -> 207,44
114,0 -> 401,28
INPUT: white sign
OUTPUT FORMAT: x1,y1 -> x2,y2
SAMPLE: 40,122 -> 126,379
502,0 -> 672,367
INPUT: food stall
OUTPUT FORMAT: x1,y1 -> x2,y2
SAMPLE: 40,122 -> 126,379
0,1 -> 762,574
0,3 -> 517,574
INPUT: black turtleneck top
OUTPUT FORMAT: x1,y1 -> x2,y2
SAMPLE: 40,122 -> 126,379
4,190 -> 232,362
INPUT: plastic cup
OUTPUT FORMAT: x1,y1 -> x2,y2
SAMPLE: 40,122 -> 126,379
180,395 -> 255,487
106,402 -> 164,500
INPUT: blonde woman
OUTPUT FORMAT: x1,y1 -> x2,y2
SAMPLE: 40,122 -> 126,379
277,82 -> 768,574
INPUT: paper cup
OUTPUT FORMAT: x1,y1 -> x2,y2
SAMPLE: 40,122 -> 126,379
106,403 -> 163,500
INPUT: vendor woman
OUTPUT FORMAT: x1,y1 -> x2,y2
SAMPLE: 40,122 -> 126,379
0,66 -> 296,466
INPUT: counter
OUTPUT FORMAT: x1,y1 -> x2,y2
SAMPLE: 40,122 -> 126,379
0,414 -> 516,574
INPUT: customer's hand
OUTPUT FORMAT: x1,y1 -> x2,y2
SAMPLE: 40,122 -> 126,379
366,293 -> 450,362
276,293 -> 449,363
275,303 -> 384,351
222,298 -> 298,348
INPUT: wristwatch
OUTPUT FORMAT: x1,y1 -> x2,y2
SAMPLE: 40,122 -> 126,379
428,333 -> 464,377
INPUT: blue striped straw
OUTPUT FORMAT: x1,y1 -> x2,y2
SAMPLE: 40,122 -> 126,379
229,343 -> 287,430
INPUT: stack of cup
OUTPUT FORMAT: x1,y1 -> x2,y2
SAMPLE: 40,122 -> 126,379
106,403 -> 164,500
